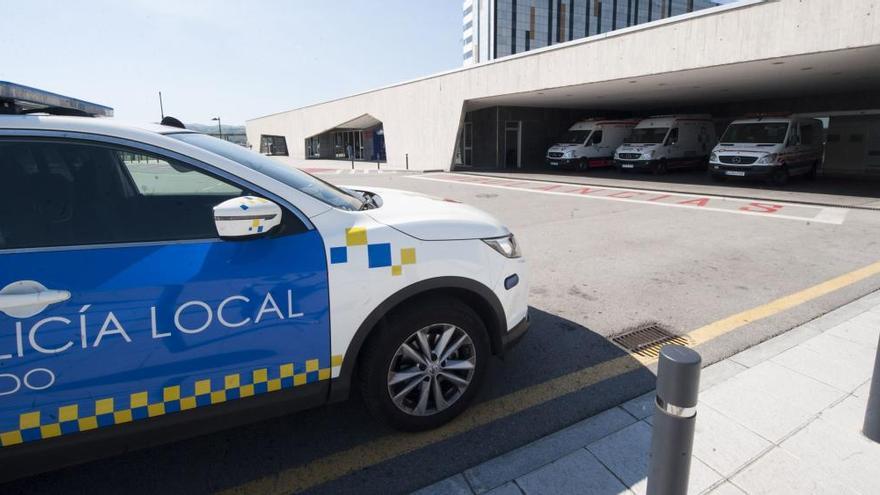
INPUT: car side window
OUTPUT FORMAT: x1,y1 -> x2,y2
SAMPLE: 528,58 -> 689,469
120,152 -> 242,196
590,130 -> 603,145
0,139 -> 253,250
667,128 -> 679,145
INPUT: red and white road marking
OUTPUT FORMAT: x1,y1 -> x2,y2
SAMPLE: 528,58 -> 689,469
407,173 -> 849,225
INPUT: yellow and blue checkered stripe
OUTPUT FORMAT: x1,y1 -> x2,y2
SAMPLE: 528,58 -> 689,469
0,354 -> 343,448
329,227 -> 417,276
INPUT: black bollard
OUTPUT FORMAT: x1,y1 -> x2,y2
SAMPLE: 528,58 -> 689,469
864,334 -> 880,442
647,345 -> 702,495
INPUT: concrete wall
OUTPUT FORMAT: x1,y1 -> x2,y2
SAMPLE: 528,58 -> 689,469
247,0 -> 880,170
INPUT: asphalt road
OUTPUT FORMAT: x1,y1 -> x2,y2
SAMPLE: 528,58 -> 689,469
5,170 -> 880,495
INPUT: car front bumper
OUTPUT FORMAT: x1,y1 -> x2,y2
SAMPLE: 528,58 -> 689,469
615,159 -> 655,171
546,157 -> 577,168
502,313 -> 529,350
710,163 -> 775,178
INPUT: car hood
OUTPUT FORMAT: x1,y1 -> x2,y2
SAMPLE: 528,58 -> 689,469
714,145 -> 780,154
350,186 -> 509,241
618,144 -> 659,152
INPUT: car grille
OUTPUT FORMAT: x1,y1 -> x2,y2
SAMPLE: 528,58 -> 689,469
548,152 -> 564,158
719,155 -> 758,165
618,153 -> 641,160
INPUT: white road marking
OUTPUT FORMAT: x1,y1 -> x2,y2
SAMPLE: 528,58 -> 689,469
406,173 -> 848,225
812,207 -> 850,224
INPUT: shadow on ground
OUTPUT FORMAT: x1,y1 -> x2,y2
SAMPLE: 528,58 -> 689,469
1,308 -> 655,495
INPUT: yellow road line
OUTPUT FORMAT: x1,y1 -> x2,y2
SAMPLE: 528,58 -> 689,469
217,259 -> 880,495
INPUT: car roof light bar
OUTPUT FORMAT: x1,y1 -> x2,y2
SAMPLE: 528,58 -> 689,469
0,81 -> 114,117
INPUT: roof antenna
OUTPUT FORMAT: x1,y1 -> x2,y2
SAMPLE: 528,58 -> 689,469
158,91 -> 165,119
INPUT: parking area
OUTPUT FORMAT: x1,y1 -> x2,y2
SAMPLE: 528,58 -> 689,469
6,170 -> 880,495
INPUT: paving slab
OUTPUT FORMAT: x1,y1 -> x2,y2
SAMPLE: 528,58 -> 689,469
514,449 -> 631,495
772,333 -> 876,391
484,482 -> 523,495
808,302 -> 873,332
826,311 -> 880,348
707,482 -> 747,495
621,392 -> 654,420
411,474 -> 474,495
782,416 -> 880,494
691,404 -> 772,477
699,359 -> 748,390
854,379 -> 872,398
586,421 -> 722,495
463,407 -> 636,493
731,447 -> 858,495
819,393 -> 870,432
727,323 -> 823,368
701,360 -> 846,442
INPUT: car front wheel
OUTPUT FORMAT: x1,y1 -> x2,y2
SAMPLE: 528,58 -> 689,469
359,297 -> 489,431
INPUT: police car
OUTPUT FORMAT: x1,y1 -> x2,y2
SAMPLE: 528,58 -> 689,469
0,83 -> 528,477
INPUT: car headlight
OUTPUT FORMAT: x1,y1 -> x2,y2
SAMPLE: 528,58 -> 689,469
562,150 -> 573,158
643,150 -> 653,159
709,152 -> 718,162
483,234 -> 522,259
756,153 -> 778,165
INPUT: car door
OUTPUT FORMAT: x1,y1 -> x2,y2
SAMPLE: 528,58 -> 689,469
0,136 -> 330,449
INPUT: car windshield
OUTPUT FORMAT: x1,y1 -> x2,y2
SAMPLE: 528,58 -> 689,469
720,123 -> 789,144
169,133 -> 364,211
624,127 -> 669,144
558,130 -> 590,144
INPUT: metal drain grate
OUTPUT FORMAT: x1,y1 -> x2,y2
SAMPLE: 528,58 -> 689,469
611,322 -> 691,358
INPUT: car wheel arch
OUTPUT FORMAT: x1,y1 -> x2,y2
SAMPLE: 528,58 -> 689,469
327,276 -> 507,403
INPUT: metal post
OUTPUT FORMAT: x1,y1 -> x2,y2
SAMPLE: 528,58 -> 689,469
406,153 -> 409,170
647,345 -> 701,495
863,334 -> 880,442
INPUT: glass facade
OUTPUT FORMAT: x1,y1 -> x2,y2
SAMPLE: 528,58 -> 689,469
467,0 -> 719,63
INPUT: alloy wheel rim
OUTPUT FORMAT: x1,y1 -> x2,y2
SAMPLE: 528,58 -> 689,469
386,324 -> 476,417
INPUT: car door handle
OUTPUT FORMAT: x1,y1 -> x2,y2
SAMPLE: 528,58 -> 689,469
0,289 -> 71,312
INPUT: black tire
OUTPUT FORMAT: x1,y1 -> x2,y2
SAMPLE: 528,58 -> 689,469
652,160 -> 668,175
770,165 -> 790,186
577,158 -> 589,172
805,161 -> 818,180
358,297 -> 489,431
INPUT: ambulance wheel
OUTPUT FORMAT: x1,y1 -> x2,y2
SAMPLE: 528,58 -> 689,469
653,160 -> 668,175
770,166 -> 790,186
805,161 -> 818,180
359,297 -> 489,431
577,158 -> 589,171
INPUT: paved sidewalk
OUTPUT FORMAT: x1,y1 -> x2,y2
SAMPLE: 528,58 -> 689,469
412,291 -> 880,495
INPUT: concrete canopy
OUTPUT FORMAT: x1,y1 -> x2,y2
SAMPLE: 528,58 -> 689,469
467,45 -> 880,112
246,0 -> 880,170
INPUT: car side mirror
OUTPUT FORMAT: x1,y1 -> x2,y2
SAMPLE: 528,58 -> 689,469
213,196 -> 282,239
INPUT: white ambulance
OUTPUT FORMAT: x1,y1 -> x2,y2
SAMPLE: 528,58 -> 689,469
546,119 -> 639,171
709,117 -> 824,185
614,115 -> 716,174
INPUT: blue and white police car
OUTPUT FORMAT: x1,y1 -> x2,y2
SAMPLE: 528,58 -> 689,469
0,83 -> 528,477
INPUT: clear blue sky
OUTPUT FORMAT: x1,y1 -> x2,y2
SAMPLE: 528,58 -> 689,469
2,0 -> 462,125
